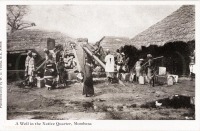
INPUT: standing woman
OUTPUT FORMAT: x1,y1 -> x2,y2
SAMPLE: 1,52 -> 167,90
83,56 -> 94,97
105,49 -> 115,83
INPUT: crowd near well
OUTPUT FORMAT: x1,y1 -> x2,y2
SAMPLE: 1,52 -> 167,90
12,5 -> 195,98
23,37 -> 195,98
6,5 -> 196,121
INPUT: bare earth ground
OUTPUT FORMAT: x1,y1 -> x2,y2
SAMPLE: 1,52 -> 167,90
7,78 -> 195,120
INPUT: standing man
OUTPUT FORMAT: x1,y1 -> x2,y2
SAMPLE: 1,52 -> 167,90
52,48 -> 57,63
28,53 -> 37,87
52,47 -> 62,64
124,55 -> 130,72
44,48 -> 53,61
116,49 -> 123,79
56,57 -> 65,86
134,58 -> 143,82
69,55 -> 77,69
105,49 -> 115,84
189,50 -> 195,81
146,54 -> 155,87
24,50 -> 32,85
93,37 -> 106,62
121,52 -> 126,72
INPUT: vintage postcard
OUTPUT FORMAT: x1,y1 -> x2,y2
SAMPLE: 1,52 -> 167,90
0,0 -> 200,131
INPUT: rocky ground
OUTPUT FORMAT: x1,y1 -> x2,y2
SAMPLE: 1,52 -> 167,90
7,77 -> 195,120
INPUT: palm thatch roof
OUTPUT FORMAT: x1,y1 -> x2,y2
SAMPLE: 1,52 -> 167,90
130,5 -> 195,49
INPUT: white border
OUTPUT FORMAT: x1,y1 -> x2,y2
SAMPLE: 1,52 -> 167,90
1,1 -> 200,131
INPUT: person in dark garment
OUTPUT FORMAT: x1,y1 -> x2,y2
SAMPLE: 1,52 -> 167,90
116,49 -> 123,79
93,40 -> 106,63
145,54 -> 155,87
56,57 -> 65,86
82,56 -> 94,97
44,60 -> 57,90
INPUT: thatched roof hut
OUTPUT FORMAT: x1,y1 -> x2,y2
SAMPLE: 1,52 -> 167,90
130,5 -> 195,49
124,5 -> 195,76
7,29 -> 74,57
7,29 -> 74,78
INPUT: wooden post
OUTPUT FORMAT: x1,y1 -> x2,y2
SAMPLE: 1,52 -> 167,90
81,44 -> 125,86
82,46 -> 105,69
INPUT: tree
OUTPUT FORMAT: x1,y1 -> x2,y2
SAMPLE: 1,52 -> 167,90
7,5 -> 36,33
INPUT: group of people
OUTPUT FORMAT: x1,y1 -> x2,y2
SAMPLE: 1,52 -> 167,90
23,41 -> 195,98
24,43 -> 155,95
24,46 -> 77,90
43,47 -> 77,90
104,48 -> 156,86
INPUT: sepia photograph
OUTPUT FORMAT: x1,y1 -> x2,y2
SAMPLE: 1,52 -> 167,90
7,4 -> 195,120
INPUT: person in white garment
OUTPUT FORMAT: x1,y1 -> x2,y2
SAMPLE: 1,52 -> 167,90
105,49 -> 115,83
189,50 -> 195,81
24,50 -> 32,86
28,53 -> 37,87
134,58 -> 144,82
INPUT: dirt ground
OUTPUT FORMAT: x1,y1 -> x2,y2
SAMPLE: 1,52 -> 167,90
7,77 -> 195,120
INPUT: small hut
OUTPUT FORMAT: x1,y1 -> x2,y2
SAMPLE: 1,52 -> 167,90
129,5 -> 195,76
7,29 -> 74,80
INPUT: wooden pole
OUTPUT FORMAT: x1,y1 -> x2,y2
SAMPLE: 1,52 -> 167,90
36,60 -> 46,71
81,44 -> 125,86
82,46 -> 105,69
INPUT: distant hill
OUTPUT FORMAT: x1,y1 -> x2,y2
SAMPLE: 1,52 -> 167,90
7,29 -> 75,57
99,36 -> 130,53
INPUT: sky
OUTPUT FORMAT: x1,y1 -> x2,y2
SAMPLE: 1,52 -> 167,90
24,5 -> 181,42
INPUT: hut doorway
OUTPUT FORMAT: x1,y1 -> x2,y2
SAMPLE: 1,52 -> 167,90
7,51 -> 27,80
163,50 -> 187,76
7,51 -> 27,70
7,49 -> 44,80
161,41 -> 191,76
